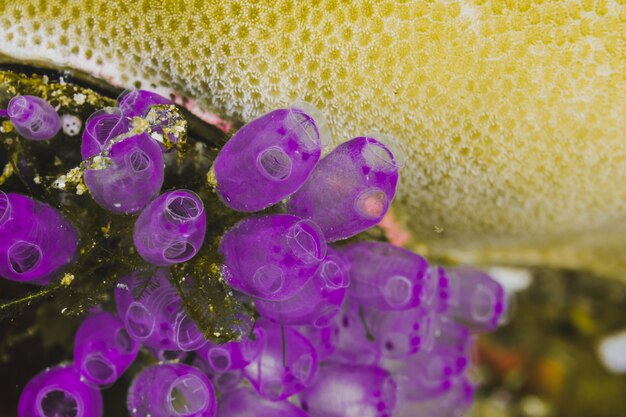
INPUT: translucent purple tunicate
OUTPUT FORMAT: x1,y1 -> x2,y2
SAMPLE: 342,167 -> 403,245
299,363 -> 397,417
114,270 -> 207,351
83,132 -> 164,214
193,355 -> 245,393
213,104 -> 327,212
73,311 -> 140,388
255,247 -> 349,327
81,108 -> 132,159
299,322 -> 340,361
127,363 -> 217,417
7,95 -> 61,141
391,316 -> 472,401
340,242 -> 431,311
196,325 -> 266,373
218,387 -> 309,417
244,320 -> 318,401
18,364 -> 103,417
395,374 -> 475,417
133,190 -> 207,266
220,214 -> 327,301
332,301 -> 434,362
330,303 -> 382,366
118,89 -> 173,118
0,192 -> 78,284
436,266 -> 507,333
287,135 -> 401,241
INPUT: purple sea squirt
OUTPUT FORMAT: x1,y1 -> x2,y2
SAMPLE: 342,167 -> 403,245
5,95 -> 61,141
212,103 -> 328,212
0,192 -> 78,284
220,214 -> 326,301
287,135 -> 402,241
133,189 -> 207,266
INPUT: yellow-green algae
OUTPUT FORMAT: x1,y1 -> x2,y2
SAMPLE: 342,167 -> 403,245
0,0 -> 625,279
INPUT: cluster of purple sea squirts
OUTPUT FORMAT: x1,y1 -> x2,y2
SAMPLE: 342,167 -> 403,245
0,91 -> 508,417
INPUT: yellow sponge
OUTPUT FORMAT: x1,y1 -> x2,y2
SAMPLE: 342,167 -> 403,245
1,0 -> 625,278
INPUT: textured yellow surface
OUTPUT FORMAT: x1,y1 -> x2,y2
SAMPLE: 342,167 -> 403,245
1,0 -> 625,278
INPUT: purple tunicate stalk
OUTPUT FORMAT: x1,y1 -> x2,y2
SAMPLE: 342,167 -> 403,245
0,192 -> 78,284
127,363 -> 217,417
73,311 -> 140,388
18,364 -> 103,417
213,104 -> 327,212
218,387 -> 308,417
7,95 -> 61,141
133,189 -> 207,266
287,135 -> 401,241
340,241 -> 432,311
220,214 -> 326,301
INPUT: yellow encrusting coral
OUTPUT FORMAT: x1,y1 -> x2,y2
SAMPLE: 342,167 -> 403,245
1,0 -> 625,278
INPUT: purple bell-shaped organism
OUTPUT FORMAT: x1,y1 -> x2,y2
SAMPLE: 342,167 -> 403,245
81,108 -> 131,159
196,323 -> 265,373
244,320 -> 318,401
287,135 -> 402,241
0,192 -> 78,284
127,363 -> 217,417
18,364 -> 103,417
220,214 -> 326,301
114,270 -> 207,351
340,242 -> 432,311
6,95 -> 61,141
118,89 -> 173,118
212,103 -> 328,212
436,266 -> 507,333
73,312 -> 140,388
83,132 -> 164,214
133,190 -> 207,266
218,387 -> 309,417
299,363 -> 397,417
255,247 -> 349,327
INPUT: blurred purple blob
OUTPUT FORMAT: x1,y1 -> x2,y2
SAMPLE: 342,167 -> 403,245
83,132 -> 164,214
134,189 -> 206,266
127,363 -> 216,417
340,242 -> 431,311
395,374 -> 475,417
220,214 -> 326,301
74,312 -> 140,388
80,108 -> 131,159
299,363 -> 397,417
0,192 -> 78,284
287,136 -> 400,241
255,247 -> 349,327
114,270 -> 207,351
391,316 -> 472,401
18,364 -> 102,417
7,95 -> 61,141
218,387 -> 308,417
244,320 -> 318,401
213,105 -> 325,212
435,266 -> 507,333
118,90 -> 172,118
